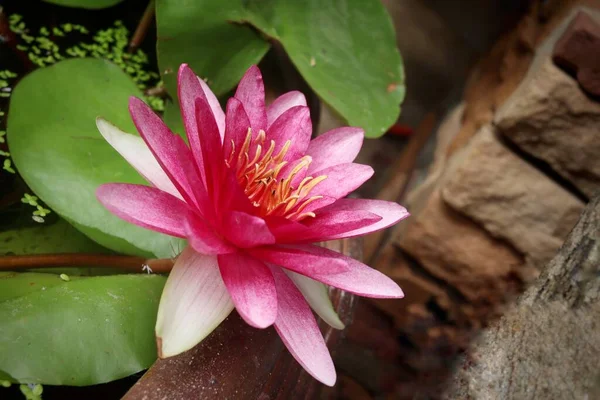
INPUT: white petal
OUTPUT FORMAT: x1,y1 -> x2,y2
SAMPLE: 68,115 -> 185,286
96,117 -> 183,200
285,270 -> 345,330
156,246 -> 234,358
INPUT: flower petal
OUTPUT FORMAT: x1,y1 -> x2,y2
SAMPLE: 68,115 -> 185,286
216,167 -> 256,216
279,244 -> 404,299
235,65 -> 267,132
272,210 -> 382,243
96,118 -> 182,200
315,199 -> 410,240
264,216 -> 312,241
311,163 -> 374,199
177,64 -> 225,174
267,91 -> 307,129
156,247 -> 234,358
285,270 -> 344,330
218,252 -> 277,328
248,245 -> 348,276
185,210 -> 236,255
197,76 -> 225,138
306,127 -> 364,174
223,211 -> 276,248
96,183 -> 189,237
271,267 -> 336,387
195,97 -> 224,198
223,97 -> 251,163
307,210 -> 382,234
129,97 -> 207,210
266,106 -> 311,162
294,196 -> 337,215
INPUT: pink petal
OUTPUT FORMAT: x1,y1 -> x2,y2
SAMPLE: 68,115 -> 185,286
293,196 -> 337,215
156,247 -> 234,357
311,163 -> 373,199
197,76 -> 226,139
271,267 -> 336,386
276,210 -> 382,243
267,91 -> 307,128
315,199 -> 410,240
266,106 -> 312,162
185,211 -> 236,255
306,127 -> 364,174
278,244 -> 404,299
178,65 -> 225,134
96,118 -> 182,200
177,65 -> 206,174
129,97 -> 207,210
264,216 -> 311,241
248,245 -> 349,276
223,97 -> 251,164
96,183 -> 190,238
215,167 -> 256,216
218,252 -> 277,328
235,65 -> 267,132
223,211 -> 276,248
195,97 -> 224,198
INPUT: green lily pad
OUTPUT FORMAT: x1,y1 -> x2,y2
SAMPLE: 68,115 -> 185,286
42,0 -> 125,9
0,218 -> 108,257
239,0 -> 405,138
0,273 -> 166,385
155,0 -> 270,100
161,99 -> 185,137
0,272 -> 83,302
156,0 -> 404,138
7,58 -> 184,258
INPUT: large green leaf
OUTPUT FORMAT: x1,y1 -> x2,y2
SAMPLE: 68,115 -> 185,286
0,272 -> 83,302
162,99 -> 185,137
0,273 -> 166,385
7,58 -> 184,258
42,0 -> 124,9
0,219 -> 108,256
239,0 -> 405,138
155,0 -> 270,99
156,0 -> 404,138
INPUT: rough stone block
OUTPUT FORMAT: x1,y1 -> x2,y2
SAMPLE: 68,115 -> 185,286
495,58 -> 600,198
397,190 -> 526,303
442,126 -> 584,268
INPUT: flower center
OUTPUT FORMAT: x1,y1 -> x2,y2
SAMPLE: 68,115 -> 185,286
225,128 -> 326,221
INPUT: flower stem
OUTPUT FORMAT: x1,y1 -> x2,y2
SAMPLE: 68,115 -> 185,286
0,253 -> 174,273
128,0 -> 155,53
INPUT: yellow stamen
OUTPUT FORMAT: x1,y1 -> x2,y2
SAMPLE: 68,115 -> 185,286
298,175 -> 327,197
225,128 -> 327,220
255,129 -> 266,144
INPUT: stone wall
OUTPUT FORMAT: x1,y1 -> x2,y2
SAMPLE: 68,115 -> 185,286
338,3 -> 600,399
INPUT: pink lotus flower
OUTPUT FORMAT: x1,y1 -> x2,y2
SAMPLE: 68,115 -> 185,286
95,64 -> 408,386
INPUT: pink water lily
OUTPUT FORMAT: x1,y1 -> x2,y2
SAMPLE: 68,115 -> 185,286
96,64 -> 408,386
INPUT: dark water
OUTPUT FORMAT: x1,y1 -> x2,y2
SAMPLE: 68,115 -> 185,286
0,0 -> 159,229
